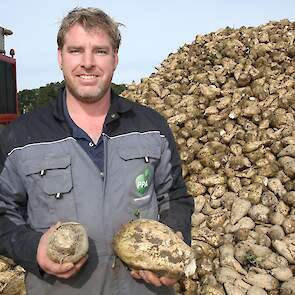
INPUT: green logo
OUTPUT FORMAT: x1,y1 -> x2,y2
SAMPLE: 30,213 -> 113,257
135,166 -> 152,196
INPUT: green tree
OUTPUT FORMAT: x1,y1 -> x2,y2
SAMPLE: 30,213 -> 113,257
18,81 -> 126,113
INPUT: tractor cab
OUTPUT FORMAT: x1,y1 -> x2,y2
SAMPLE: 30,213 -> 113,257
0,26 -> 18,125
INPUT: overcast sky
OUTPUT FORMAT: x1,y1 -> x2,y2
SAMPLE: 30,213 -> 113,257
1,0 -> 295,90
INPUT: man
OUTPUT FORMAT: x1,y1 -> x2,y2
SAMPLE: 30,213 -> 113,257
0,7 -> 193,295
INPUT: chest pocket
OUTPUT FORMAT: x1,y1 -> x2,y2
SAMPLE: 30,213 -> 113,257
118,146 -> 161,162
23,155 -> 76,229
118,146 -> 161,220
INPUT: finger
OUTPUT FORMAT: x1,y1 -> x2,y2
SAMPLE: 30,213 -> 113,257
54,268 -> 77,279
140,270 -> 162,287
138,270 -> 149,283
44,261 -> 74,275
46,257 -> 88,279
54,263 -> 84,279
57,255 -> 88,276
50,221 -> 62,231
130,270 -> 142,280
73,255 -> 88,271
160,276 -> 177,286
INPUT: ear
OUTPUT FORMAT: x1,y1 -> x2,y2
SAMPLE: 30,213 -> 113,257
57,49 -> 63,70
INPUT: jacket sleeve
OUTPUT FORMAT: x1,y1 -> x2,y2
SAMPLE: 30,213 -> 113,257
0,129 -> 43,277
154,117 -> 194,245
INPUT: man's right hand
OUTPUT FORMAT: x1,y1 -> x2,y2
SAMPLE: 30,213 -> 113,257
36,222 -> 88,279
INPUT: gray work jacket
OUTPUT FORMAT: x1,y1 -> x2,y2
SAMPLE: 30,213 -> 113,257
0,90 -> 193,295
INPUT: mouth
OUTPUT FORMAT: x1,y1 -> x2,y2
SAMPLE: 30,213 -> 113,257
76,74 -> 99,84
78,74 -> 98,79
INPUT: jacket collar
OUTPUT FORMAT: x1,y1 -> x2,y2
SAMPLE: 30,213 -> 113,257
52,86 -> 133,124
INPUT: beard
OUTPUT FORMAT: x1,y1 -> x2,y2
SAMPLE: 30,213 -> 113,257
64,74 -> 113,104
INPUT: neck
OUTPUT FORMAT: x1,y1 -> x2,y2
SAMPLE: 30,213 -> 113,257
66,88 -> 111,118
66,88 -> 111,143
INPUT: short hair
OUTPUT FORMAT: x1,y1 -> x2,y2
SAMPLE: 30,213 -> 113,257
57,7 -> 122,51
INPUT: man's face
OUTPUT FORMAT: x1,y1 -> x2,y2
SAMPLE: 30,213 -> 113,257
58,24 -> 118,103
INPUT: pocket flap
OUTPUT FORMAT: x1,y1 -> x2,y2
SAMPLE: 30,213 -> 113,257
24,155 -> 71,176
42,170 -> 73,195
118,146 -> 161,160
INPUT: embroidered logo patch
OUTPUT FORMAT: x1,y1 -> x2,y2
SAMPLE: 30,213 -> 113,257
135,166 -> 152,196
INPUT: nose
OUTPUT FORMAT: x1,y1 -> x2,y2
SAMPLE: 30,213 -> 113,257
81,51 -> 95,69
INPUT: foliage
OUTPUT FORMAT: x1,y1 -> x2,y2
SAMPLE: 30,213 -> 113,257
111,83 -> 127,96
18,81 -> 64,113
18,81 -> 127,113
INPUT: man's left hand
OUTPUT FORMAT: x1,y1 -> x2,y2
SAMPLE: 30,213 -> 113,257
130,270 -> 177,287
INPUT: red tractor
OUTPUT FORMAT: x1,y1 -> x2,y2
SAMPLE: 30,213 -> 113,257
0,26 -> 18,129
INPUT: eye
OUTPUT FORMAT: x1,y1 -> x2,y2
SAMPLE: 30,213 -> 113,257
68,48 -> 81,54
96,48 -> 108,55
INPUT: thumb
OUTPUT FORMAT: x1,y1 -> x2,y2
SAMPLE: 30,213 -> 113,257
50,221 -> 62,232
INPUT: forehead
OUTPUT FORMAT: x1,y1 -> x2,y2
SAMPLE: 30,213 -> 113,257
63,24 -> 112,47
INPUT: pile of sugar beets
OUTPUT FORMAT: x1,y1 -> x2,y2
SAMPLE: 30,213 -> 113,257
122,19 -> 295,295
1,19 -> 295,295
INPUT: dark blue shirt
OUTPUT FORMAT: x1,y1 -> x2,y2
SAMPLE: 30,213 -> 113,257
63,95 -> 105,174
